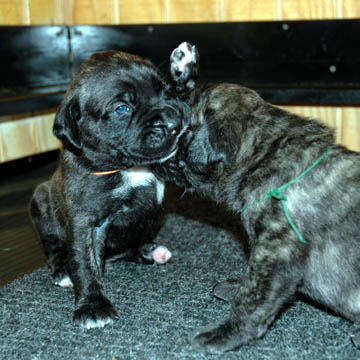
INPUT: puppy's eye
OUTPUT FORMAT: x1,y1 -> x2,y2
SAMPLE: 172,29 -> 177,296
114,104 -> 130,115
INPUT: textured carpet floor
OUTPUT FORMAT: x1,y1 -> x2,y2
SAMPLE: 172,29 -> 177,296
1,183 -> 359,360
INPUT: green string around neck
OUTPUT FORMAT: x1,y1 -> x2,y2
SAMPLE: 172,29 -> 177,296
240,146 -> 334,243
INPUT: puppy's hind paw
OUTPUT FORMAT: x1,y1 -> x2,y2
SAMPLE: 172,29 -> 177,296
133,243 -> 172,264
73,295 -> 119,329
152,245 -> 172,264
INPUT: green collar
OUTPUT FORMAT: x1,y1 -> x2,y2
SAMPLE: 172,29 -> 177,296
241,146 -> 334,243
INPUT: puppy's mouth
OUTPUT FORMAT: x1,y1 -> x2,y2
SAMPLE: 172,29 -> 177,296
126,120 -> 189,167
156,141 -> 179,163
130,136 -> 180,165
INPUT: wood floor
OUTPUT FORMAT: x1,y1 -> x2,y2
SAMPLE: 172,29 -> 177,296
0,152 -> 58,286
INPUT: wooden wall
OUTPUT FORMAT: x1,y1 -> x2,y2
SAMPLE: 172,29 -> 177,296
1,0 -> 359,25
0,0 -> 359,162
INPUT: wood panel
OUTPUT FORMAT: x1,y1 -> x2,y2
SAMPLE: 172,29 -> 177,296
282,105 -> 360,151
0,0 -> 28,24
116,0 -> 165,24
343,0 -> 360,18
0,112 -> 60,163
28,0 -> 65,24
222,0 -> 278,21
342,108 -> 360,151
71,0 -> 116,24
279,0 -> 342,20
166,0 -> 220,23
1,0 -> 360,25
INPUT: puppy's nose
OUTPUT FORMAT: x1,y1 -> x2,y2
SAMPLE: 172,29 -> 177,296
152,116 -> 182,136
164,117 -> 182,136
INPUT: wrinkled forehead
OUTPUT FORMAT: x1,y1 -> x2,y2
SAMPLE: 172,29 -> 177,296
74,53 -> 166,102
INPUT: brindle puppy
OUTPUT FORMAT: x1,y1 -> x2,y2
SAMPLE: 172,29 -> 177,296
30,50 -> 189,329
156,42 -> 360,353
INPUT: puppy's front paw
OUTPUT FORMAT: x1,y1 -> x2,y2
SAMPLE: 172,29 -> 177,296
53,270 -> 73,288
170,42 -> 199,89
350,324 -> 360,349
188,320 -> 243,354
73,295 -> 119,329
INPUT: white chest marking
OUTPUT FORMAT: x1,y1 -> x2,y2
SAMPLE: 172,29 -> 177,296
125,168 -> 155,187
156,179 -> 165,204
113,168 -> 165,204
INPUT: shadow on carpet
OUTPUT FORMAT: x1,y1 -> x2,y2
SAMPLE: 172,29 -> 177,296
1,184 -> 358,360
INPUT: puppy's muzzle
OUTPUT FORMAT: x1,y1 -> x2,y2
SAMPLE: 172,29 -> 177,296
152,116 -> 182,137
150,105 -> 185,137
136,102 -> 189,163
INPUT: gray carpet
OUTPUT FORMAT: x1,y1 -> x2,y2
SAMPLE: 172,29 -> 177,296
1,183 -> 359,360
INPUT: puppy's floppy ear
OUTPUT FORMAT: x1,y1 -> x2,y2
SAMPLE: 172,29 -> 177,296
53,96 -> 82,153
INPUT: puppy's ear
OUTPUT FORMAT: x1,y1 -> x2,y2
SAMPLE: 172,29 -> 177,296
53,96 -> 82,153
207,121 -> 238,168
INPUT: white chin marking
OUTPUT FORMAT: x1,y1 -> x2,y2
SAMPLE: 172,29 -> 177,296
55,276 -> 73,288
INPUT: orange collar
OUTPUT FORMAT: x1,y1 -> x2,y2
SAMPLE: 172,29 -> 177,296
90,169 -> 121,176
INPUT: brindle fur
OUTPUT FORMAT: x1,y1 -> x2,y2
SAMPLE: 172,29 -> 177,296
30,51 -> 189,329
155,43 -> 360,353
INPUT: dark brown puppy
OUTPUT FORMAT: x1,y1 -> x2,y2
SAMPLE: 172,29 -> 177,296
30,50 -> 189,329
156,42 -> 360,353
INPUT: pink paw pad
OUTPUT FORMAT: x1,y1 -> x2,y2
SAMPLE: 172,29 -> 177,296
152,245 -> 172,264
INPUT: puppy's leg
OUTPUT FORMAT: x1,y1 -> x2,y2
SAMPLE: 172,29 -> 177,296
189,240 -> 301,354
70,217 -> 119,329
30,182 -> 72,288
170,42 -> 199,95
